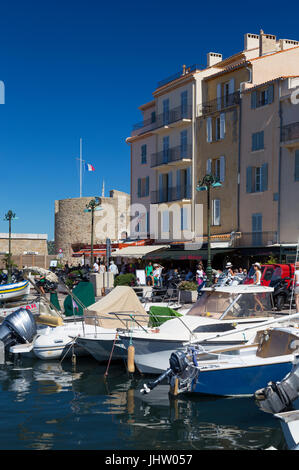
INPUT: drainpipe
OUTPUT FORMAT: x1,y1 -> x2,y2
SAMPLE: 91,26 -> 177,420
237,65 -> 252,232
278,79 -> 282,244
191,79 -> 196,240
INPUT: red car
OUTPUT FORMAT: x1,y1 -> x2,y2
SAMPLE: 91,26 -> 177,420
244,263 -> 295,288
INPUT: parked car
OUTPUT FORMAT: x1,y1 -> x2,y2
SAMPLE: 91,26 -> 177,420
243,264 -> 276,286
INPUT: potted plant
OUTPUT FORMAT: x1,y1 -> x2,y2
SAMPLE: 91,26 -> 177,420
178,280 -> 198,303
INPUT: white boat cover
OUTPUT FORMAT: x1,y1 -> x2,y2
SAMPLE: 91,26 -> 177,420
23,267 -> 59,283
84,286 -> 149,329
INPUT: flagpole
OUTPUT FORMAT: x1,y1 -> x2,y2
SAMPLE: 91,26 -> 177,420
80,138 -> 82,198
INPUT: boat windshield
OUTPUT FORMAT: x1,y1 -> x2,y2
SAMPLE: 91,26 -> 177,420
186,291 -> 273,320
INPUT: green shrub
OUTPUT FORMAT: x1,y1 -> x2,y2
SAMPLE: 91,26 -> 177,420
114,273 -> 136,287
178,281 -> 198,291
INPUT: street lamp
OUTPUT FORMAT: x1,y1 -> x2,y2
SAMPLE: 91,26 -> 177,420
4,210 -> 18,283
84,197 -> 102,266
196,174 -> 222,286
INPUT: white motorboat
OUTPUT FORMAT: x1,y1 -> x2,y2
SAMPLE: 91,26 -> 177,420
8,286 -> 149,362
0,280 -> 30,302
118,285 -> 289,374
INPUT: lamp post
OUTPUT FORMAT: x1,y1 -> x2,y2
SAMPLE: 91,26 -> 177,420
196,174 -> 222,286
4,210 -> 17,283
84,197 -> 102,266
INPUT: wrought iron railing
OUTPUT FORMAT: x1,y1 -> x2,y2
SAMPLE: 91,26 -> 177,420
157,64 -> 201,89
132,105 -> 192,134
151,186 -> 192,204
198,91 -> 241,115
281,122 -> 299,142
151,144 -> 192,168
233,231 -> 278,248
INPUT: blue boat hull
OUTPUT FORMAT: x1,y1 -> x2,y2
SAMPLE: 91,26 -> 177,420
192,361 -> 294,397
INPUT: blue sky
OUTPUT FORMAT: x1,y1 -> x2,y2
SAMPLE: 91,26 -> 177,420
0,0 -> 298,240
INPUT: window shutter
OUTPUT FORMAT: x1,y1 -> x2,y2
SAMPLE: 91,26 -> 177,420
295,150 -> 299,181
206,117 -> 212,142
163,136 -> 169,163
141,145 -> 147,164
213,199 -> 221,225
220,113 -> 225,139
229,78 -> 235,95
217,83 -> 221,110
251,91 -> 257,109
246,166 -> 253,193
206,158 -> 212,174
145,176 -> 149,196
159,174 -> 163,202
176,170 -> 181,199
261,163 -> 268,191
137,178 -> 141,197
168,172 -> 173,200
220,156 -> 225,182
267,84 -> 274,104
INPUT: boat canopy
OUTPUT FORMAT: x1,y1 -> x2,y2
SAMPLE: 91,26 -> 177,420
187,286 -> 274,320
84,286 -> 149,329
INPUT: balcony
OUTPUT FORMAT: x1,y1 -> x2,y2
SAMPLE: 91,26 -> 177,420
151,186 -> 192,204
198,91 -> 241,115
281,122 -> 299,148
233,231 -> 278,248
132,105 -> 192,136
157,64 -> 200,89
151,144 -> 192,168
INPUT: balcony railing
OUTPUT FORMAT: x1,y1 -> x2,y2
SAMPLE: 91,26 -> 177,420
157,64 -> 201,89
132,105 -> 192,135
233,231 -> 278,248
151,144 -> 192,168
198,91 -> 241,115
151,186 -> 192,204
281,122 -> 299,142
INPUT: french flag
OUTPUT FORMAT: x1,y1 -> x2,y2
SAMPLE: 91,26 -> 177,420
85,163 -> 95,172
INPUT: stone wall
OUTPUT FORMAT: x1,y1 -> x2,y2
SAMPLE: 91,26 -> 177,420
55,190 -> 130,263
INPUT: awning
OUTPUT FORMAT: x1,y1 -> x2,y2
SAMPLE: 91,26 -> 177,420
110,245 -> 169,259
143,247 -> 235,261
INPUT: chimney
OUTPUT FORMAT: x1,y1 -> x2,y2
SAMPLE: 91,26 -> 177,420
259,30 -> 279,56
207,52 -> 223,67
279,38 -> 299,50
244,33 -> 260,51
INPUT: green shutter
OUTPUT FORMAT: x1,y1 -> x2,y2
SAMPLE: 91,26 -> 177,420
137,178 -> 141,197
267,84 -> 274,104
261,163 -> 268,191
251,91 -> 257,109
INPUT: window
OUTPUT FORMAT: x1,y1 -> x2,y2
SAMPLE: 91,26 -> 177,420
246,164 -> 268,193
251,84 -> 274,109
207,156 -> 225,182
162,210 -> 169,232
151,111 -> 156,123
141,144 -> 147,164
252,131 -> 264,151
137,176 -> 150,198
295,150 -> 299,181
252,213 -> 262,246
212,199 -> 221,226
181,91 -> 188,118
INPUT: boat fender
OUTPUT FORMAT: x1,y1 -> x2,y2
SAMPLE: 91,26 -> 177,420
255,359 -> 299,414
127,344 -> 135,373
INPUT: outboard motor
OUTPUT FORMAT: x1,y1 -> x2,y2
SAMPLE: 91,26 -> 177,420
140,351 -> 190,394
0,308 -> 37,351
255,358 -> 299,414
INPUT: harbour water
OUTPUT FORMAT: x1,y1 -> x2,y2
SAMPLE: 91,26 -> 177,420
0,356 -> 287,451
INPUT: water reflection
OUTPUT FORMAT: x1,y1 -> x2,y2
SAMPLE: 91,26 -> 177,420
0,359 -> 286,450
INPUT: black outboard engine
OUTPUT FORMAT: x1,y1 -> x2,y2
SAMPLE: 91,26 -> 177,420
140,351 -> 190,394
255,358 -> 299,414
0,308 -> 37,351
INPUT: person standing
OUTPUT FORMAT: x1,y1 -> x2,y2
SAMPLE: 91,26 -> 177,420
108,260 -> 119,276
145,262 -> 154,286
294,262 -> 299,312
253,263 -> 262,285
93,260 -> 99,273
